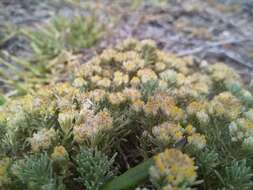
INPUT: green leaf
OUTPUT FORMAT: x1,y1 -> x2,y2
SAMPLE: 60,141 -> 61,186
100,158 -> 154,190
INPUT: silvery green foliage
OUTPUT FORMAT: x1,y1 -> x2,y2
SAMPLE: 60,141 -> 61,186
14,153 -> 65,190
223,160 -> 253,189
76,149 -> 116,190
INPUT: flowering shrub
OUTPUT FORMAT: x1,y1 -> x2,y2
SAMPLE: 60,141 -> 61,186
0,39 -> 253,189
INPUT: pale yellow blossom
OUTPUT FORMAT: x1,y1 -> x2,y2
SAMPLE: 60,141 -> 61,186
209,92 -> 242,121
108,92 -> 127,105
152,122 -> 184,145
113,71 -> 129,86
130,76 -> 141,87
187,133 -> 207,150
131,99 -> 144,112
122,88 -> 141,102
96,78 -> 111,88
73,77 -> 87,88
137,68 -> 158,83
155,62 -> 166,72
29,128 -> 57,152
73,110 -> 113,143
51,145 -> 69,162
149,149 -> 197,189
88,89 -> 107,102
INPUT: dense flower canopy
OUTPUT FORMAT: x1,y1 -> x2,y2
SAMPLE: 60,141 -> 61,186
0,39 -> 253,189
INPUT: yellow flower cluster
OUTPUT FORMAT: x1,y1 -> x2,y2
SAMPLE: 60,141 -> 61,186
29,128 -> 57,152
229,109 -> 253,148
73,77 -> 87,88
1,38 -> 253,189
209,92 -> 242,121
73,109 -> 113,143
142,91 -> 185,122
1,92 -> 56,131
159,69 -> 177,84
210,63 -> 241,83
107,92 -> 127,105
187,101 -> 209,125
143,92 -> 176,116
150,122 -> 206,150
58,108 -> 77,133
75,39 -> 194,93
152,122 -> 184,144
2,38 -> 245,154
51,145 -> 69,162
87,89 -> 107,103
149,149 -> 197,189
113,71 -> 129,86
68,39 -> 246,131
171,73 -> 212,100
51,83 -> 80,110
137,68 -> 158,83
187,133 -> 207,150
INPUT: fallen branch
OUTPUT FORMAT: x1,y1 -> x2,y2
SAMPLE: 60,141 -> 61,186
206,47 -> 253,69
177,38 -> 252,57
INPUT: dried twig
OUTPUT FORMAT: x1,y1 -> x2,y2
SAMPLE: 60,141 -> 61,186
177,38 -> 253,69
206,47 -> 253,69
177,38 -> 252,57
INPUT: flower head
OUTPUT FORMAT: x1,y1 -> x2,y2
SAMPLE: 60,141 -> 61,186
152,122 -> 184,145
96,78 -> 111,88
29,128 -> 57,152
209,92 -> 242,121
51,145 -> 69,162
113,71 -> 129,86
210,63 -> 240,82
130,76 -> 141,87
73,110 -> 113,143
187,133 -> 207,150
137,68 -> 158,83
229,118 -> 253,142
159,69 -> 177,84
73,77 -> 87,88
108,92 -> 127,105
150,149 -> 197,189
